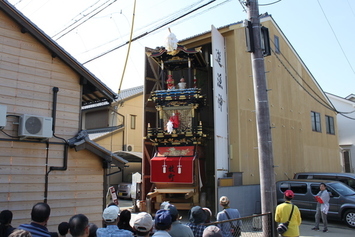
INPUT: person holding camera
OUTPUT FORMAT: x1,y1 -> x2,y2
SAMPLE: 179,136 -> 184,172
275,190 -> 301,237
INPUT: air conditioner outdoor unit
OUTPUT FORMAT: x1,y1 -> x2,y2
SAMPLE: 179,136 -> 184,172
18,114 -> 53,139
125,144 -> 134,152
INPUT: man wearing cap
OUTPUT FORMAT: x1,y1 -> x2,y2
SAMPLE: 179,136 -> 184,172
160,202 -> 194,237
216,196 -> 241,237
185,206 -> 206,237
96,205 -> 133,237
133,212 -> 153,237
152,210 -> 172,237
275,190 -> 302,237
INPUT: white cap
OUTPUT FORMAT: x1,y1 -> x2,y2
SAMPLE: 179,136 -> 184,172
102,205 -> 120,222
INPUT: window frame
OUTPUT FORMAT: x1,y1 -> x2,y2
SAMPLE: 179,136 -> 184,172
311,111 -> 322,132
130,114 -> 136,130
325,115 -> 335,135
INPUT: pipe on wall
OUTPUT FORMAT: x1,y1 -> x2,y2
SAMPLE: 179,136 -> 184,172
44,87 -> 69,203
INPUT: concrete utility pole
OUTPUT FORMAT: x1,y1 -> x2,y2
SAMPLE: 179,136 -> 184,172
246,0 -> 277,235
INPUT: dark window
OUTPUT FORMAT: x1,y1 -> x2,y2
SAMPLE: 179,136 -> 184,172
279,183 -> 290,193
311,111 -> 321,132
310,184 -> 320,195
130,115 -> 136,129
290,183 -> 307,194
85,110 -> 109,129
274,35 -> 280,54
325,115 -> 335,134
343,150 -> 351,173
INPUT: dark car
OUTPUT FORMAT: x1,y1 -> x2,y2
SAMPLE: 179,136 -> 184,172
293,172 -> 355,190
276,179 -> 355,228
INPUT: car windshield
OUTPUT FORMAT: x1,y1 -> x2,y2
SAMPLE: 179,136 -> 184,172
329,183 -> 355,196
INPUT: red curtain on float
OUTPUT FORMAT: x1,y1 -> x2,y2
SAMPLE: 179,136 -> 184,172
151,146 -> 195,184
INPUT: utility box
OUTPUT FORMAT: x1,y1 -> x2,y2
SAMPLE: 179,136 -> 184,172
0,105 -> 7,129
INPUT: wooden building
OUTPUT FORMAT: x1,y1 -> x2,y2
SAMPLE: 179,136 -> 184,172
0,1 -> 126,231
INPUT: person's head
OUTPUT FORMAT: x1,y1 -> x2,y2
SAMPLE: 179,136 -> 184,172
160,202 -> 179,222
202,208 -> 212,223
202,225 -> 222,237
102,205 -> 120,224
0,210 -> 13,225
58,222 -> 69,236
219,196 -> 230,207
188,206 -> 206,224
320,183 -> 327,191
31,203 -> 50,224
133,212 -> 153,236
154,210 -> 172,231
9,230 -> 32,237
284,190 -> 294,201
118,209 -> 131,224
88,223 -> 98,237
69,214 -> 89,237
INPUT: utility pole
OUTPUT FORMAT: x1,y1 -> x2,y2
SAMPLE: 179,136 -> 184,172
246,0 -> 277,236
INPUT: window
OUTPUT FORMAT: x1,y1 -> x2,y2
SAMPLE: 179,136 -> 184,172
130,115 -> 136,129
274,35 -> 280,54
311,111 -> 321,132
325,115 -> 335,134
290,183 -> 307,194
343,150 -> 351,173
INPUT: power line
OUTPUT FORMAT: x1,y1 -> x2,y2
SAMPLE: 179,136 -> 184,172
270,40 -> 355,119
317,0 -> 355,76
83,0 -> 216,64
51,0 -> 102,38
54,0 -> 118,41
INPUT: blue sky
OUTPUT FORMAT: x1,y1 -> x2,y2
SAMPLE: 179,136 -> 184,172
7,0 -> 355,98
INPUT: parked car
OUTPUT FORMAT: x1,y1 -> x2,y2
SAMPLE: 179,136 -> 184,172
117,183 -> 132,199
293,172 -> 355,190
276,179 -> 355,228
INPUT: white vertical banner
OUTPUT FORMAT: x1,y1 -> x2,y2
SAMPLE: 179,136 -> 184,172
212,25 -> 229,180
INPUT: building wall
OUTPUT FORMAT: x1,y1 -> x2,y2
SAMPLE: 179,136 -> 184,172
326,93 -> 355,173
119,94 -> 144,153
180,17 -> 341,185
0,10 -> 105,231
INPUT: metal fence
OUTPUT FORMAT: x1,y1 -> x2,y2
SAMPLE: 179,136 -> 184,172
205,213 -> 273,237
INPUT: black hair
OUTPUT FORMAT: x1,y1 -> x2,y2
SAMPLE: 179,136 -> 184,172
134,229 -> 150,236
69,214 -> 89,237
0,210 -> 13,237
58,222 -> 69,235
284,195 -> 293,201
320,183 -> 327,187
155,222 -> 171,231
88,223 -> 98,237
31,203 -> 51,222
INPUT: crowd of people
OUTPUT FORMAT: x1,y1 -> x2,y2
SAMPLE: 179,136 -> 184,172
0,195 -> 243,237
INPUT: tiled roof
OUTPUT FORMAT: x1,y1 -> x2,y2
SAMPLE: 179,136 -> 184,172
82,85 -> 143,110
117,85 -> 144,101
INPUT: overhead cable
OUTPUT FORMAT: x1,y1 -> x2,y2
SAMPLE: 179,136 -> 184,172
83,0 -> 216,64
317,0 -> 355,76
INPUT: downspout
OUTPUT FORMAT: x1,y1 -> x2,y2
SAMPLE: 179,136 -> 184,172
44,87 -> 69,203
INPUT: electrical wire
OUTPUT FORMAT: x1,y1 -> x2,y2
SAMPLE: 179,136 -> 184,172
51,0 -> 103,38
54,0 -> 118,41
83,0 -> 216,64
317,0 -> 355,76
118,0 -> 136,94
270,41 -> 355,120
